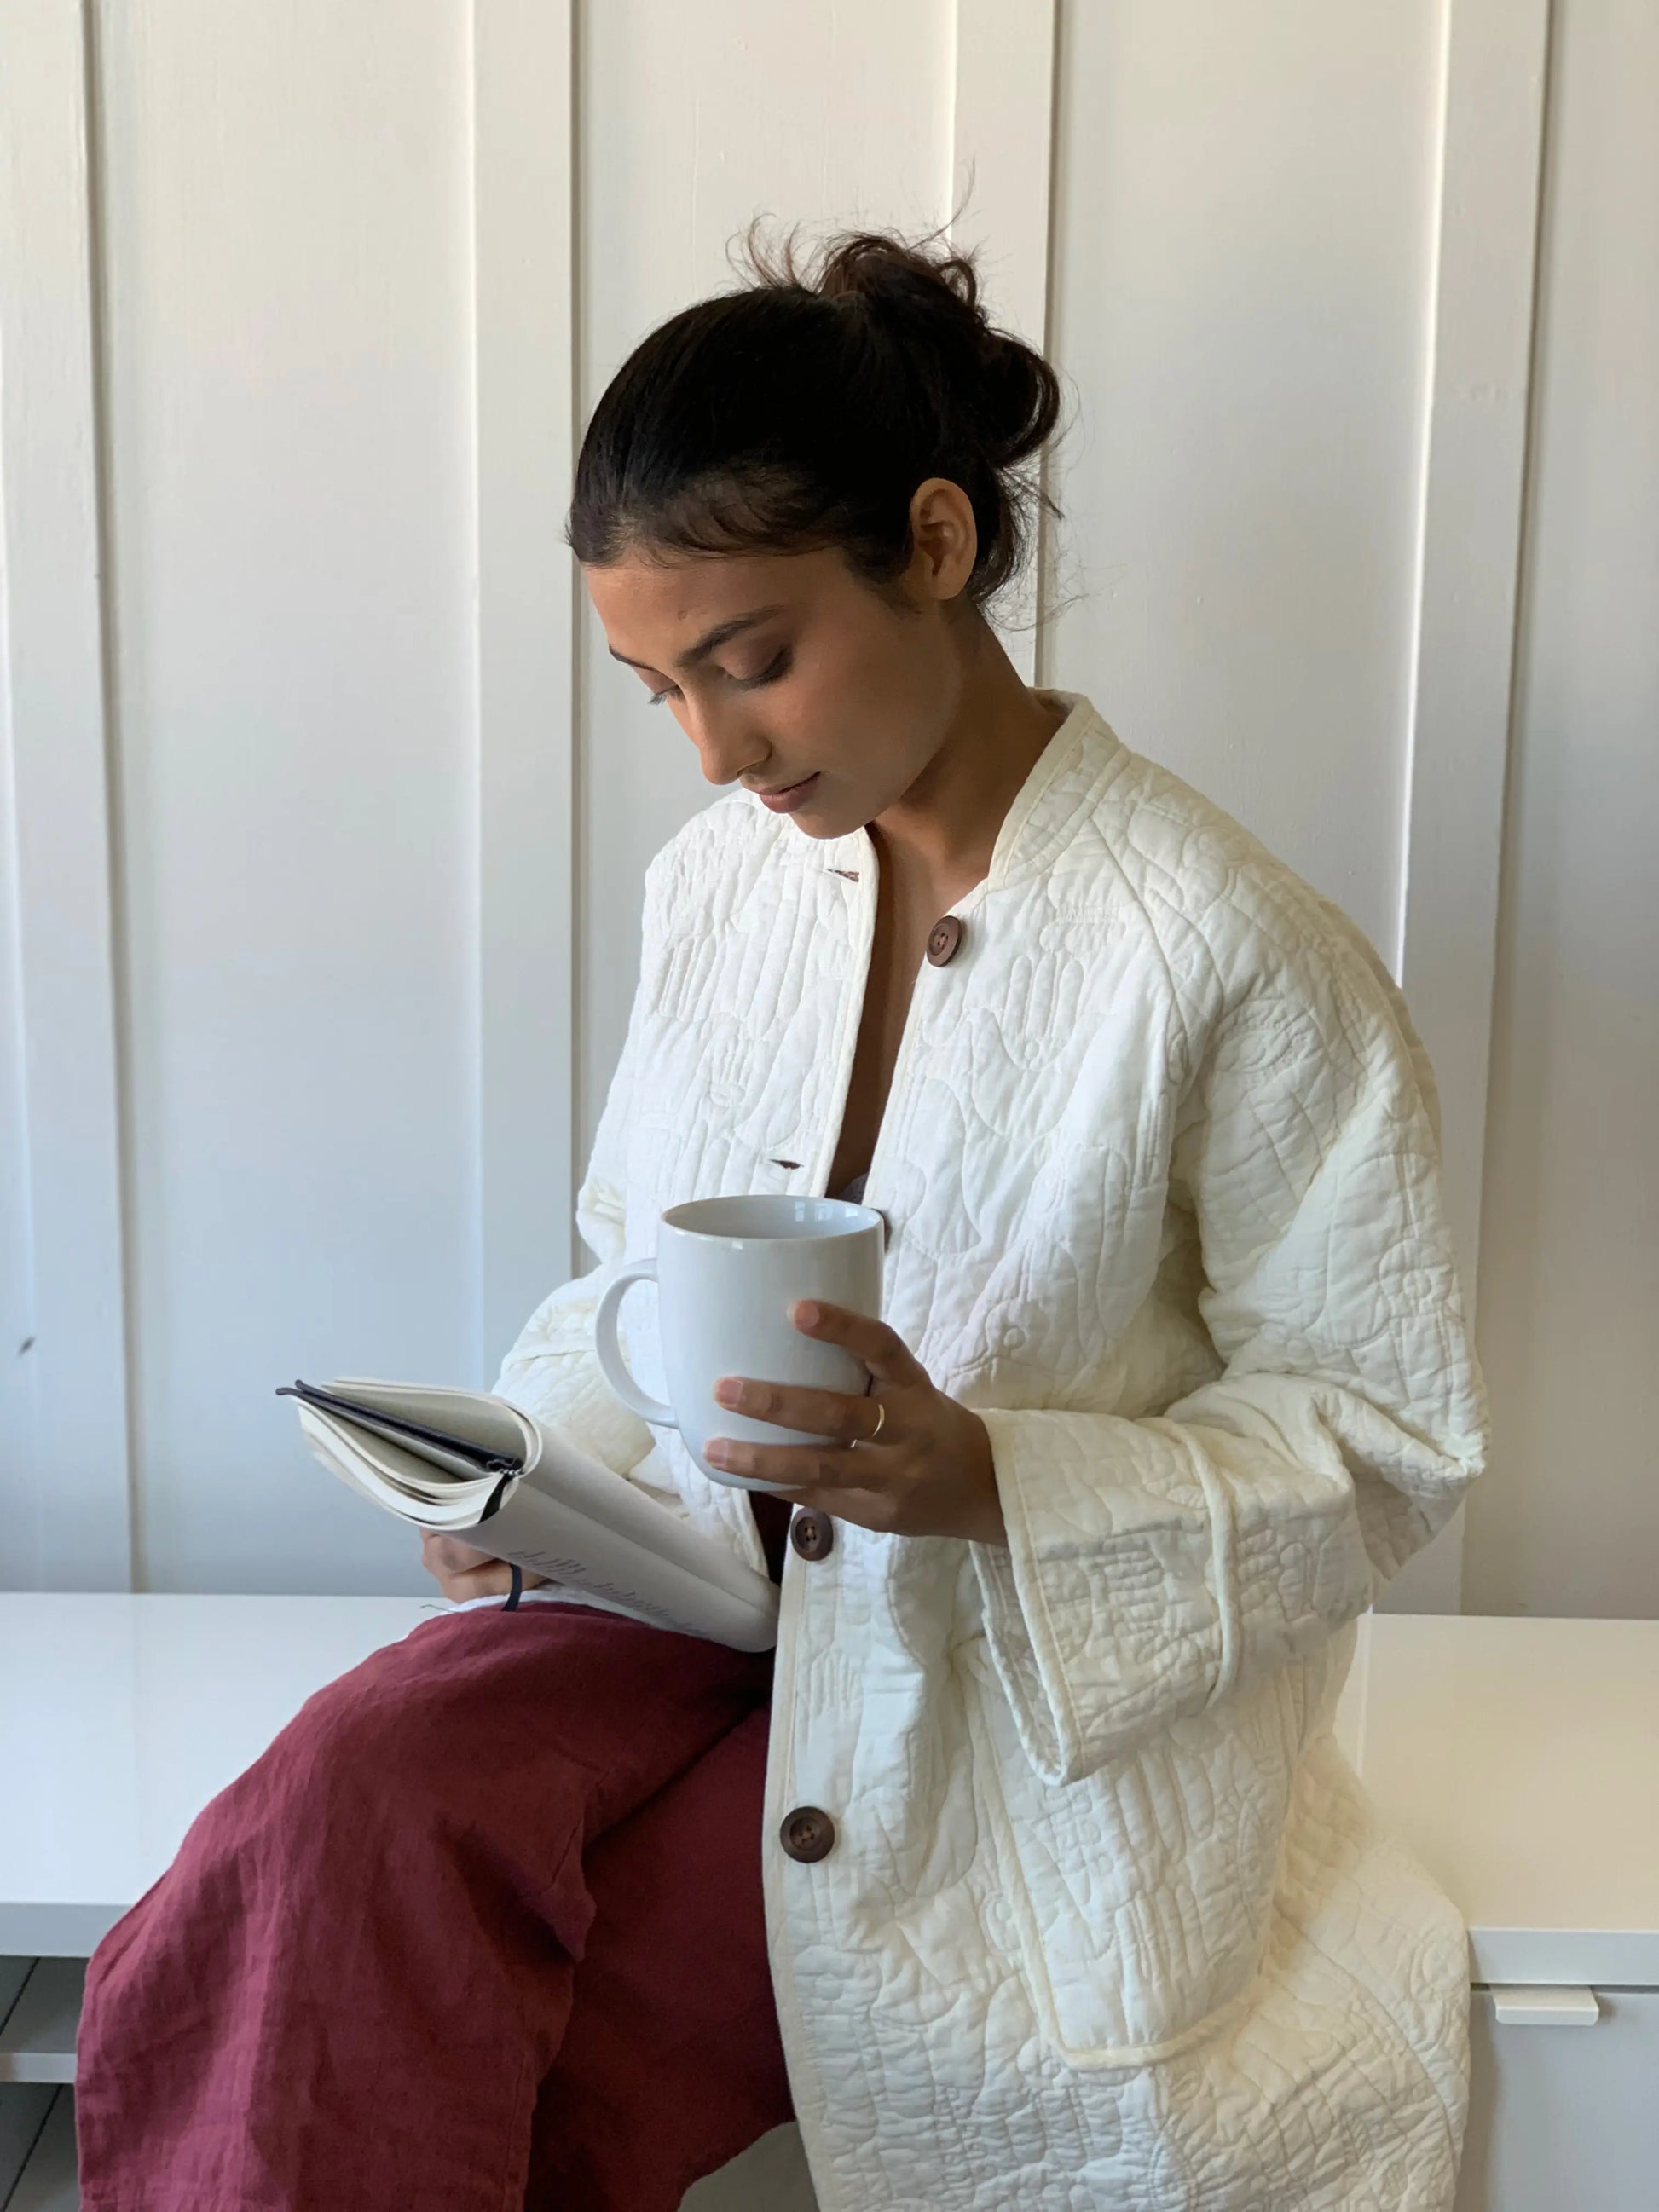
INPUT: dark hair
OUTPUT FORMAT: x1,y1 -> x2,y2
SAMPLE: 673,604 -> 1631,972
565,219 -> 1065,616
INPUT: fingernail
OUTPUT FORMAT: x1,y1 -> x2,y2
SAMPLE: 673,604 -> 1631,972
714,1378 -> 742,1408
795,1300 -> 822,1329
705,1440 -> 732,1470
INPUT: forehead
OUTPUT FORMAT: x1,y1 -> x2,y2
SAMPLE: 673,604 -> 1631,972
584,546 -> 841,662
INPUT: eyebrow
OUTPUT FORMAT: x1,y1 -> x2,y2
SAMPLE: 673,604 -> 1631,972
606,604 -> 787,674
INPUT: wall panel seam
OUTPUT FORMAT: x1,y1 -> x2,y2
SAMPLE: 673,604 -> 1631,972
1381,0 -> 1552,1614
947,0 -> 1061,687
1396,0 -> 1552,1313
79,0 -> 142,1585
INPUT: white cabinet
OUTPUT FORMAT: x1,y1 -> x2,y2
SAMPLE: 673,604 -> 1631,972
1460,1990 -> 1659,2212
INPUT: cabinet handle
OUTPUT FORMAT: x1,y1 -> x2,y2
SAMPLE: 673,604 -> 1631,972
1488,1985 -> 1601,2027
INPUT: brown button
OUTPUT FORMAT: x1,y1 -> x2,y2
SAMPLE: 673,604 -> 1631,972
926,915 -> 964,966
789,1508 -> 835,1562
780,1806 -> 836,1863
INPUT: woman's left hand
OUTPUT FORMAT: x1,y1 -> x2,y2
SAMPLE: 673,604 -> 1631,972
706,1302 -> 1008,1545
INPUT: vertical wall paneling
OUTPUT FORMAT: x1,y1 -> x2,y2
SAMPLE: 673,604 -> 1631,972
95,0 -> 481,1595
0,0 -> 134,1588
947,0 -> 1060,683
1382,0 -> 1551,1611
1379,0 -> 1551,1611
1396,0 -> 1552,1300
0,0 -> 1617,1616
1463,0 -> 1659,1618
1043,0 -> 1440,962
471,0 -> 581,1367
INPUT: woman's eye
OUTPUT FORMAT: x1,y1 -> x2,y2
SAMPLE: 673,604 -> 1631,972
740,648 -> 792,690
646,647 -> 789,709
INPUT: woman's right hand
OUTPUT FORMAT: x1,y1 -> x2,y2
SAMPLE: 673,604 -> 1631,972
419,1531 -> 552,1605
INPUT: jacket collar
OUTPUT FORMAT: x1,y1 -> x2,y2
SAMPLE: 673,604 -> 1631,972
980,689 -> 1124,890
792,689 -> 1125,889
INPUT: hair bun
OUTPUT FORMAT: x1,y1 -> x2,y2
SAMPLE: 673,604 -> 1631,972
806,230 -> 1055,469
570,218 -> 1065,616
812,230 -> 980,317
976,332 -> 1055,467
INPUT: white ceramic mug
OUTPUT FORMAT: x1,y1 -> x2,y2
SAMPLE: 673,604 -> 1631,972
593,1194 -> 886,1491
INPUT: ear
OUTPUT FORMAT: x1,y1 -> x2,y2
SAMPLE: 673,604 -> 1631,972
905,476 -> 979,602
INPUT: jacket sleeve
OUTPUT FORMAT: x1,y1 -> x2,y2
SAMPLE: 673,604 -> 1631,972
970,928 -> 1489,1787
486,864 -> 666,1492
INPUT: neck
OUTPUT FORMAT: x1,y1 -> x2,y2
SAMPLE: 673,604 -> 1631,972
871,617 -> 1068,895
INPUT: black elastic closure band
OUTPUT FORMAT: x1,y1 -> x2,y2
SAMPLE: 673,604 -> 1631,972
501,1562 -> 523,1612
479,1469 -> 516,1523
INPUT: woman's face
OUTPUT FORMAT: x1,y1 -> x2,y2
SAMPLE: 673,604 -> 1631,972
583,482 -> 978,840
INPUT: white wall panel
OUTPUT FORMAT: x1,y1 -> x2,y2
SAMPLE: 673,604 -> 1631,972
0,0 -> 133,1591
1042,0 -> 1556,1613
1047,0 -> 1442,961
575,0 -> 956,1159
1465,0 -> 1659,1619
92,0 -> 480,1592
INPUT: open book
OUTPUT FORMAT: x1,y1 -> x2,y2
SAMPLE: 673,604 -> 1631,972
280,1378 -> 779,1651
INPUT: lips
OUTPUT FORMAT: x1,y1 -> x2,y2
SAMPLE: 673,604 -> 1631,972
754,772 -> 819,815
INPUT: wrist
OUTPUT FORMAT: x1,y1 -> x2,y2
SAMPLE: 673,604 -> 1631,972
965,1415 -> 1008,1546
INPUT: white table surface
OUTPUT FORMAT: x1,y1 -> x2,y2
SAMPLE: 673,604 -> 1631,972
0,1595 -> 432,1955
3,1597 -> 1657,1984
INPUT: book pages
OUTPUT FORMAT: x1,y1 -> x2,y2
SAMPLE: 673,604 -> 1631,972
291,1384 -> 780,1651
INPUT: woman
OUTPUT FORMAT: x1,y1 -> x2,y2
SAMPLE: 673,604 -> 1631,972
78,226 -> 1487,2212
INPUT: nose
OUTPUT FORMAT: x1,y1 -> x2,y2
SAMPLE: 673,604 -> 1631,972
684,702 -> 769,788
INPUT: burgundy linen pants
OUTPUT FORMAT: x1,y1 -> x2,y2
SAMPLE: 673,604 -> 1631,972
75,1602 -> 794,2212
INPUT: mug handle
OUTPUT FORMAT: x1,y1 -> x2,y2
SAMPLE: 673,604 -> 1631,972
593,1258 -> 678,1428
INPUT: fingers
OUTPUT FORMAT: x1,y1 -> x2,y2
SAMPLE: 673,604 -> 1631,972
419,1531 -> 551,1603
421,1531 -> 495,1577
789,1302 -> 927,1386
707,1306 -> 920,1484
430,1555 -> 517,1603
703,1435 -> 887,1493
713,1373 -> 887,1442
718,1442 -> 905,1533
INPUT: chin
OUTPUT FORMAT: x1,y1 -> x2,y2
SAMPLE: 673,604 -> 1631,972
789,800 -> 868,841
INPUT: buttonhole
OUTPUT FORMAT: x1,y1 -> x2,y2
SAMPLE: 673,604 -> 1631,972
830,868 -> 859,881
772,1158 -> 801,1170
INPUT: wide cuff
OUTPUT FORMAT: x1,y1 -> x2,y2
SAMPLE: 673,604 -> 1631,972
969,1408 -> 1230,1786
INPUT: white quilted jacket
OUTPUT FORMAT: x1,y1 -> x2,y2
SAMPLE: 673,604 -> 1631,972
494,690 -> 1488,2211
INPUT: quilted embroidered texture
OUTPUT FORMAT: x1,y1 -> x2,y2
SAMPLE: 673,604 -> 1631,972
494,693 -> 1488,2210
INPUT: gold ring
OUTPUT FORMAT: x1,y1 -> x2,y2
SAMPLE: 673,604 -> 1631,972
864,1399 -> 887,1445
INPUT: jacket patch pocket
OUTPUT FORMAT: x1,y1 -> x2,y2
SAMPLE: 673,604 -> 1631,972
963,1656 -> 1297,2067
